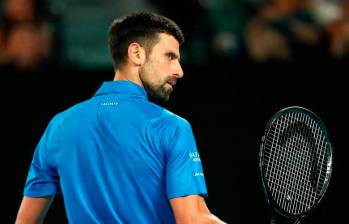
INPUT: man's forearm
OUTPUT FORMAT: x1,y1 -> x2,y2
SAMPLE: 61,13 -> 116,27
16,196 -> 54,224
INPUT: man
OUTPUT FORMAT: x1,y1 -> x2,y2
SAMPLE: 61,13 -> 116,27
16,12 -> 226,224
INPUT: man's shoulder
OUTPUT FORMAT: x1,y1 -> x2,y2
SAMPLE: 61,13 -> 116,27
162,111 -> 190,128
50,99 -> 91,125
148,106 -> 191,135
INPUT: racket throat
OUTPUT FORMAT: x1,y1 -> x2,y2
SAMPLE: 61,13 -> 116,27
270,211 -> 300,224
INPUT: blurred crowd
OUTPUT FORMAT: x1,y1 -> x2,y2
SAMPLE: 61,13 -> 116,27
244,0 -> 349,62
0,0 -> 60,72
0,0 -> 348,73
166,0 -> 349,64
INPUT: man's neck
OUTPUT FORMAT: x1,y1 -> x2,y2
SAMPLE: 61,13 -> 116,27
113,68 -> 143,87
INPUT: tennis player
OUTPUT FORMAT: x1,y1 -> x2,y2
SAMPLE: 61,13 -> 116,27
15,12 -> 226,224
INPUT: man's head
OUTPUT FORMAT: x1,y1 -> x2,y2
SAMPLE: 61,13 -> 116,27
108,12 -> 184,102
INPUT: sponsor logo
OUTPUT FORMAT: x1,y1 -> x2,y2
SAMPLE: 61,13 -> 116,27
194,172 -> 204,177
101,102 -> 118,106
189,151 -> 201,162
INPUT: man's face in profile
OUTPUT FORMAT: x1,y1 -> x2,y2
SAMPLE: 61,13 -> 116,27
139,33 -> 184,102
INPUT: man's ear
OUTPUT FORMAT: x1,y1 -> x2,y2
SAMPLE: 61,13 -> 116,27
128,43 -> 146,66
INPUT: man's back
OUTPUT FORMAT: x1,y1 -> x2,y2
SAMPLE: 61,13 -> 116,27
24,81 -> 206,223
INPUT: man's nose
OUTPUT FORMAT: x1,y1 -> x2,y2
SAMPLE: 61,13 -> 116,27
173,61 -> 184,78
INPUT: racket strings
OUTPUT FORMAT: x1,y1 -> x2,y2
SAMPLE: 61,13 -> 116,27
263,111 -> 330,215
277,114 -> 325,210
266,125 -> 312,213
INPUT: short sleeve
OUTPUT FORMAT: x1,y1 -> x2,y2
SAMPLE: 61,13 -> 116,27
24,118 -> 61,197
164,118 -> 207,199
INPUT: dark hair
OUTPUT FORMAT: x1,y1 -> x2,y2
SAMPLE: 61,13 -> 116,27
108,12 -> 184,70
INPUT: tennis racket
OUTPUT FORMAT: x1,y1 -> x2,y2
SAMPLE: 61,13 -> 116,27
259,106 -> 333,224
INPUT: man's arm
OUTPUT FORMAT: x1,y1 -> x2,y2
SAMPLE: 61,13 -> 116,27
15,196 -> 54,224
170,195 -> 226,224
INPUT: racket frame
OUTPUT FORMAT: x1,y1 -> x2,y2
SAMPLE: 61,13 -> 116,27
259,106 -> 333,221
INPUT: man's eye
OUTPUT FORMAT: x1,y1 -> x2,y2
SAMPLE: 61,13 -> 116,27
167,53 -> 176,60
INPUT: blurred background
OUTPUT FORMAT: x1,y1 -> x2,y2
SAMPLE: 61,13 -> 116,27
1,0 -> 347,223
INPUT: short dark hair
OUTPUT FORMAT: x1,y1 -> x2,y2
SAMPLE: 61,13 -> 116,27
108,12 -> 184,70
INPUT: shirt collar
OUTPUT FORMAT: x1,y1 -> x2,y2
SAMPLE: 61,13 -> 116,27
94,80 -> 148,100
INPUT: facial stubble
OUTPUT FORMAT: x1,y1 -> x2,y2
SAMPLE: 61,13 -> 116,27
139,62 -> 172,102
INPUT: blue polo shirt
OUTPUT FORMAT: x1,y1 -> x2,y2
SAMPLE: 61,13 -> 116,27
24,81 -> 207,223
